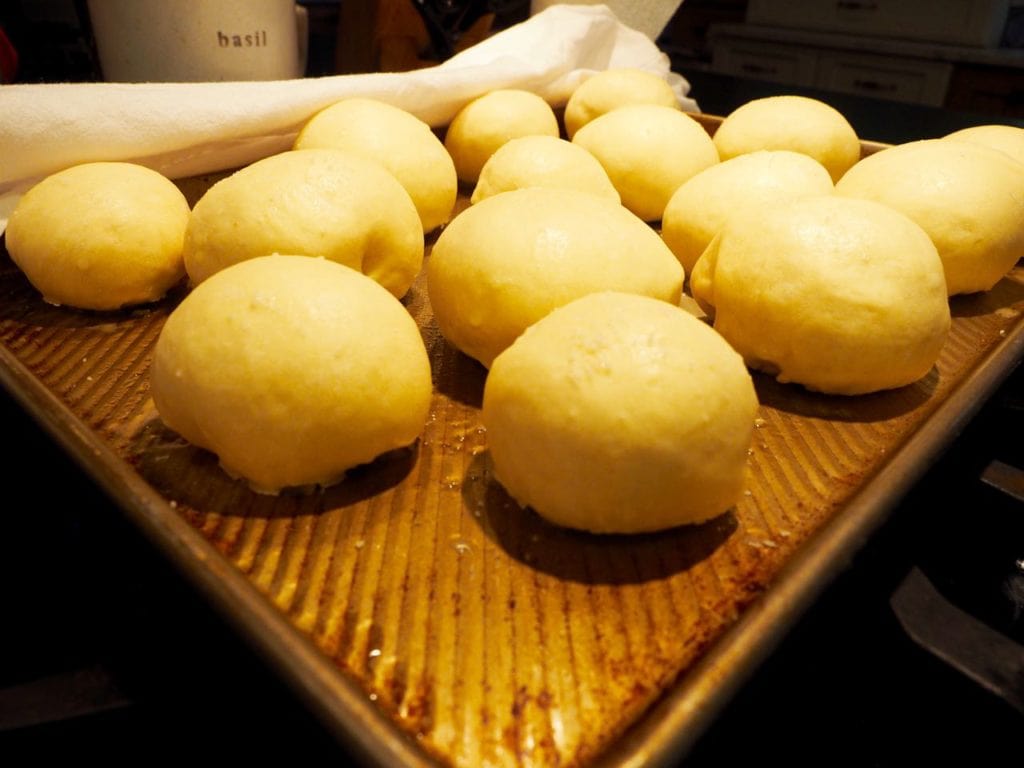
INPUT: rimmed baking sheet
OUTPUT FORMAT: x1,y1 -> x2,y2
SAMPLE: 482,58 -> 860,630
2,119 -> 1022,767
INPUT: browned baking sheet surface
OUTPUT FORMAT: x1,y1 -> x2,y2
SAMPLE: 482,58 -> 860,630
2,126 -> 1023,766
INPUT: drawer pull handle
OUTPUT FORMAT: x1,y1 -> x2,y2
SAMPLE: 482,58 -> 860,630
836,1 -> 879,11
741,63 -> 778,75
853,78 -> 897,93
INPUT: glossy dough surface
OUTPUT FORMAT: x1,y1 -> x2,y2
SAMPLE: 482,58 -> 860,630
294,98 -> 457,233
712,95 -> 860,183
6,162 -> 189,310
427,187 -> 684,368
943,123 -> 1024,166
691,195 -> 951,395
150,255 -> 432,494
183,149 -> 423,297
572,105 -> 719,221
662,150 -> 834,275
483,291 -> 758,533
444,89 -> 559,184
563,67 -> 679,139
471,135 -> 620,204
835,138 -> 1024,296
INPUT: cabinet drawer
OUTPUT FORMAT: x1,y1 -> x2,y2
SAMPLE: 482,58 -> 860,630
746,0 -> 1010,47
946,63 -> 1024,117
815,51 -> 953,106
711,39 -> 818,86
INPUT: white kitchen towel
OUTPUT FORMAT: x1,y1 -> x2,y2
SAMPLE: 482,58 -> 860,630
0,4 -> 698,232
529,0 -> 686,42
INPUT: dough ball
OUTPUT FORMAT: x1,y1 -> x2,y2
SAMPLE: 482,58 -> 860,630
5,162 -> 188,310
691,195 -> 950,395
572,104 -> 719,221
563,67 -> 679,139
294,97 -> 457,233
470,135 -> 619,205
943,124 -> 1024,166
427,187 -> 683,368
834,138 -> 1024,296
662,150 -> 834,275
183,149 -> 423,298
150,254 -> 432,494
712,95 -> 860,183
483,291 -> 758,533
444,89 -> 560,184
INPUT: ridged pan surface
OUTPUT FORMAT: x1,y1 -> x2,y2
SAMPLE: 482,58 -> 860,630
1,125 -> 1023,767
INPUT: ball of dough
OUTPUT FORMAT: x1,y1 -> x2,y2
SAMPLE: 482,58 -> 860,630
150,254 -> 432,494
444,89 -> 560,184
470,135 -> 620,205
690,195 -> 950,395
712,95 -> 860,183
427,187 -> 684,368
834,138 -> 1024,296
572,104 -> 719,221
294,97 -> 457,233
5,162 -> 188,310
483,291 -> 758,533
943,124 -> 1024,166
183,149 -> 423,298
563,67 -> 679,139
662,150 -> 834,275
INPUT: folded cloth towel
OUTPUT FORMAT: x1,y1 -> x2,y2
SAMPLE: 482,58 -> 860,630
0,4 -> 698,232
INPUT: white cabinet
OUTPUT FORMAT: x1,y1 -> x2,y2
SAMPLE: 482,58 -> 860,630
710,37 -> 819,87
710,31 -> 955,105
814,51 -> 953,106
745,0 -> 1012,48
707,17 -> 1024,109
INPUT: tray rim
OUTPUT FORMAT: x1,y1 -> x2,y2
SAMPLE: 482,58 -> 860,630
3,118 -> 1024,765
0,342 -> 433,766
598,315 -> 1024,766
6,278 -> 1023,767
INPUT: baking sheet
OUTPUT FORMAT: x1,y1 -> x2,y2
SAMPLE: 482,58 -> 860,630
2,121 -> 1023,767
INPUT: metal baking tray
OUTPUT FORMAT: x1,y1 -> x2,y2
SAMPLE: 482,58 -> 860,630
2,117 -> 1022,766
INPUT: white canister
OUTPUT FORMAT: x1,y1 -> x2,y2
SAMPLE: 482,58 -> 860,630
87,0 -> 308,82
